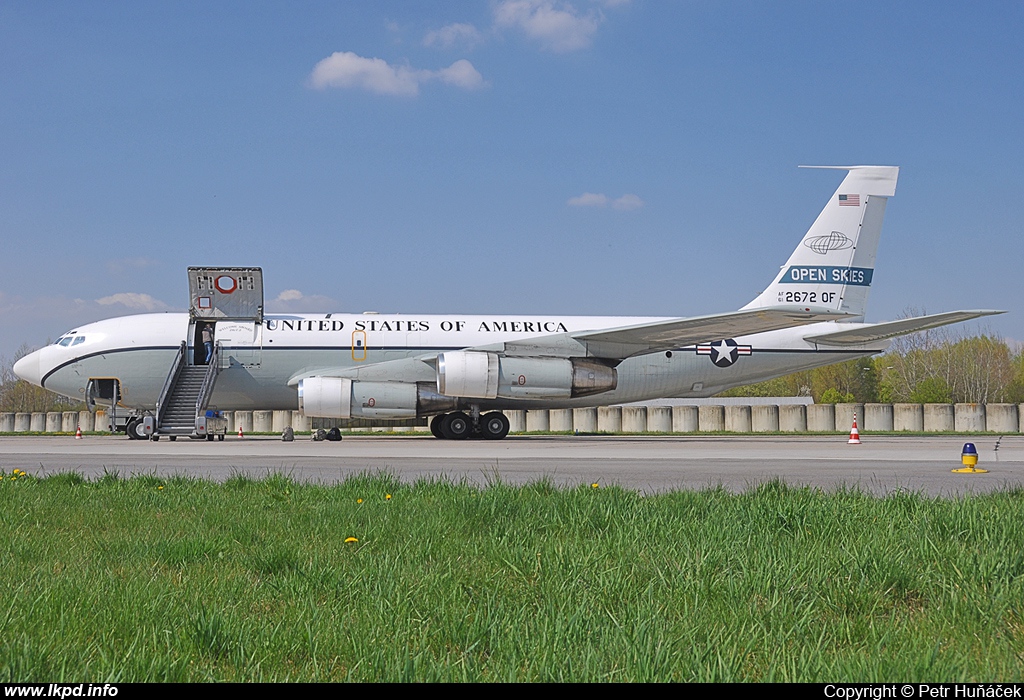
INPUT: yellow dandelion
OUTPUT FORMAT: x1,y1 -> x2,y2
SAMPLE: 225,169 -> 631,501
356,498 -> 363,504
385,494 -> 392,500
158,485 -> 164,490
344,537 -> 358,544
591,483 -> 599,489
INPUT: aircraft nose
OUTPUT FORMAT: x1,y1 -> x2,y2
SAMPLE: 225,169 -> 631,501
13,350 -> 43,387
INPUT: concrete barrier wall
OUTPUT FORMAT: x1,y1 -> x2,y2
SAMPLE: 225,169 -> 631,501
672,405 -> 699,432
806,404 -> 835,432
621,407 -> 647,433
725,405 -> 751,433
894,404 -> 923,431
751,405 -> 779,433
45,412 -> 62,433
62,411 -> 78,432
924,404 -> 954,432
698,405 -> 725,432
5,402 -> 1019,435
253,410 -> 273,432
550,409 -> 573,432
647,406 -> 672,433
507,410 -> 526,433
235,411 -> 254,433
526,410 -> 549,432
272,410 -> 292,433
834,404 -> 865,434
779,404 -> 806,432
79,411 -> 95,432
864,404 -> 893,432
573,408 -> 598,433
985,404 -> 1018,433
954,404 -> 985,432
598,406 -> 622,433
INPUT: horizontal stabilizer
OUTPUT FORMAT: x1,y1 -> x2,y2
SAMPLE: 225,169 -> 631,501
804,310 -> 1005,346
575,306 -> 853,357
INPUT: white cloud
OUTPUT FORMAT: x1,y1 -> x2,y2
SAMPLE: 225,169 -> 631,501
567,192 -> 608,207
424,23 -> 483,49
96,292 -> 171,312
612,193 -> 645,211
494,0 -> 603,52
567,192 -> 645,210
267,289 -> 338,313
0,291 -> 181,358
435,59 -> 487,90
307,51 -> 486,96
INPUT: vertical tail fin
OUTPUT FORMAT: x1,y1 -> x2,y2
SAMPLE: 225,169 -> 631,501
743,165 -> 899,320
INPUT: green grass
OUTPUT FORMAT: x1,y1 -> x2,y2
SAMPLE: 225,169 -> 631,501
2,470 -> 1024,681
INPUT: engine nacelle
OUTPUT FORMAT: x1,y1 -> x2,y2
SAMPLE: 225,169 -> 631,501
298,378 -> 457,419
437,351 -> 616,399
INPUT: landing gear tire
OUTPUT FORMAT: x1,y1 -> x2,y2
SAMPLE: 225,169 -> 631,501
430,415 -> 445,439
126,419 -> 147,440
218,434 -> 224,441
441,412 -> 472,440
480,412 -> 510,440
169,436 -> 177,442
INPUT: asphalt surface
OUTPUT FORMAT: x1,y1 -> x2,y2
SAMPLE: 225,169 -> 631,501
2,433 -> 1021,495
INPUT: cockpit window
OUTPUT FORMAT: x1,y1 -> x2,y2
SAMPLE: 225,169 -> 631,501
54,331 -> 80,347
71,336 -> 85,346
58,337 -> 74,347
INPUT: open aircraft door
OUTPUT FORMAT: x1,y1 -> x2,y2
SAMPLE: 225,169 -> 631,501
187,267 -> 264,367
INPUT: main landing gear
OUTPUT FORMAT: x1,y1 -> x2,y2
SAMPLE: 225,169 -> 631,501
429,411 -> 510,440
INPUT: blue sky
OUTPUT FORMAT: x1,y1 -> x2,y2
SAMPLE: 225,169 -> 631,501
1,1 -> 1021,359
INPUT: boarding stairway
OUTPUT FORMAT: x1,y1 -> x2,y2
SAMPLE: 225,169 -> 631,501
154,342 -> 221,437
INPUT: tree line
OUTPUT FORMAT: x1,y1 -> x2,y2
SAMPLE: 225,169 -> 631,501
722,325 -> 1024,404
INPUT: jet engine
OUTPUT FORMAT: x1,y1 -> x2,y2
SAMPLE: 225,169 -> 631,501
436,351 -> 616,399
298,378 -> 457,419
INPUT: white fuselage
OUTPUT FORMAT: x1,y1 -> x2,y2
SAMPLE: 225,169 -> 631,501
20,311 -> 884,414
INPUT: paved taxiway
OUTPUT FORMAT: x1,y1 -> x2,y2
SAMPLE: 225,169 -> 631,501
2,434 -> 1021,495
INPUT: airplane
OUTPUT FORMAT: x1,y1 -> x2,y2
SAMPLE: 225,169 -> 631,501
13,166 -> 1002,441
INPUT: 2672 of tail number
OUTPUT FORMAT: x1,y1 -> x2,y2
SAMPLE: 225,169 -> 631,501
777,291 -> 837,303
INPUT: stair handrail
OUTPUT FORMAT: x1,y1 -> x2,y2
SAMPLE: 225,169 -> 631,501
195,341 -> 221,420
155,341 -> 186,429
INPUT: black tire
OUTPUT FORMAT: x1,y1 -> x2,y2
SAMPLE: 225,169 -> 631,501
430,415 -> 446,439
169,436 -> 177,442
126,418 -> 146,440
441,412 -> 472,440
207,434 -> 214,441
480,412 -> 510,440
218,434 -> 224,441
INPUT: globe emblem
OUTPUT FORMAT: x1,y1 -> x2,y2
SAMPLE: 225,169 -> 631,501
804,231 -> 852,255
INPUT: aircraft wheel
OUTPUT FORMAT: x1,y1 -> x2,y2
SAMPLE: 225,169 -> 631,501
429,414 -> 446,439
125,419 -> 146,440
207,434 -> 214,441
441,412 -> 472,440
480,412 -> 510,440
169,436 -> 177,442
218,434 -> 224,441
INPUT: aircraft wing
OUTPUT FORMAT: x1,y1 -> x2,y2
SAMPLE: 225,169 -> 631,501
803,310 -> 1005,346
570,306 -> 853,358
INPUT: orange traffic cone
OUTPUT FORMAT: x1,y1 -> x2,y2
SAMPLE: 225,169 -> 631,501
238,425 -> 244,439
75,426 -> 82,439
848,413 -> 862,444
